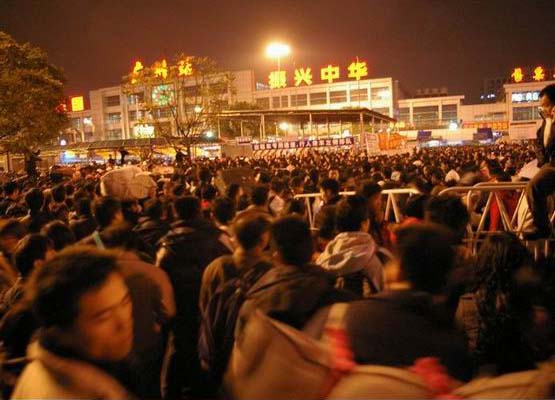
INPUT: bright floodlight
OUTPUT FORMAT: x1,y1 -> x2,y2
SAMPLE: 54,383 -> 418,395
60,139 -> 67,146
279,122 -> 289,131
205,130 -> 214,138
266,42 -> 291,59
449,121 -> 458,131
194,105 -> 202,113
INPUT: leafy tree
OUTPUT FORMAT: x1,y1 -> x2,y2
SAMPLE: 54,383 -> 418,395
122,54 -> 234,156
0,31 -> 68,155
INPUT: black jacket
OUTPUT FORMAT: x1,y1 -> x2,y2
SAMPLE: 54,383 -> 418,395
535,120 -> 555,167
69,215 -> 97,241
134,216 -> 169,250
304,290 -> 473,381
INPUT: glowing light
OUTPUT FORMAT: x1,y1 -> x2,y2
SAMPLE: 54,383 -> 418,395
83,117 -> 93,126
342,130 -> 351,137
131,61 -> 144,84
511,67 -> 524,83
449,121 -> 458,131
321,65 -> 340,83
70,96 -> 84,112
60,139 -> 67,146
265,42 -> 291,58
533,66 -> 545,81
154,59 -> 168,79
205,130 -> 215,138
194,105 -> 203,113
178,60 -> 193,77
269,70 -> 287,89
279,122 -> 289,131
347,60 -> 368,80
134,124 -> 155,138
294,68 -> 313,86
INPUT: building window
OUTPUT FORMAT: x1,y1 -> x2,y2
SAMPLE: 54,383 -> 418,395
127,92 -> 144,104
281,95 -> 289,108
291,94 -> 307,107
182,85 -> 200,97
398,107 -> 410,123
152,108 -> 172,119
256,97 -> 269,109
104,95 -> 120,107
370,87 -> 390,101
70,118 -> 82,130
441,104 -> 458,123
373,107 -> 390,117
106,112 -> 121,124
513,106 -> 535,121
310,92 -> 327,105
329,90 -> 347,104
272,96 -> 281,108
350,88 -> 368,102
128,110 -> 144,121
413,105 -> 439,128
106,129 -> 122,140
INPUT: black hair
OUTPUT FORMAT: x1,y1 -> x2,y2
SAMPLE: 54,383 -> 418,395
539,83 -> 555,105
234,215 -> 271,250
251,185 -> 270,207
174,196 -> 200,220
403,194 -> 430,219
3,182 -> 18,197
144,198 -> 163,220
93,197 -> 122,229
75,197 -> 92,217
270,216 -> 313,266
358,181 -> 382,200
212,197 -> 236,225
41,221 -> 75,251
13,234 -> 53,278
201,185 -> 218,201
395,223 -> 455,294
51,184 -> 66,203
27,246 -> 119,328
335,195 -> 369,233
282,198 -> 306,217
320,178 -> 340,195
424,195 -> 469,243
0,219 -> 26,241
25,188 -> 44,214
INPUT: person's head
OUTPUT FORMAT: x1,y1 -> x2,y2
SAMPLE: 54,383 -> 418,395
328,169 -> 340,181
75,197 -> 92,217
3,182 -> 19,199
0,219 -> 26,255
282,198 -> 307,217
335,195 -> 369,233
394,224 -> 455,294
13,234 -> 55,278
26,246 -> 133,362
424,195 -> 469,243
358,181 -> 383,219
403,194 -> 430,220
93,197 -> 124,230
201,185 -> 218,202
251,185 -> 270,207
51,184 -> 66,204
270,179 -> 285,196
320,178 -> 340,203
41,221 -> 76,251
539,83 -> 555,120
270,216 -> 313,267
225,183 -> 243,202
212,197 -> 236,226
233,215 -> 271,252
174,196 -> 201,221
290,176 -> 304,195
144,198 -> 163,221
25,188 -> 44,214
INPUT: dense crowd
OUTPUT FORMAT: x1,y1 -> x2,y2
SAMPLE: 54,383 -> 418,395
0,141 -> 554,399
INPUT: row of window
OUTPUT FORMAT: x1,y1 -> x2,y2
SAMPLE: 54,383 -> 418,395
398,104 -> 458,124
513,106 -> 541,121
256,87 -> 391,109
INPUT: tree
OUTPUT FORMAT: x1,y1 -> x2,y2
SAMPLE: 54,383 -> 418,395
122,54 -> 235,156
0,32 -> 68,155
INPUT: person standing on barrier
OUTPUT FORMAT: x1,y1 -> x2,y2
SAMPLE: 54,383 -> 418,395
524,84 -> 555,240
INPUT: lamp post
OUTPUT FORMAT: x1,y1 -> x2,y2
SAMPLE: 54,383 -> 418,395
265,42 -> 290,139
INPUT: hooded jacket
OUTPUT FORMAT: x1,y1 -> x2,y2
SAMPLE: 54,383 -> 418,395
317,232 -> 384,295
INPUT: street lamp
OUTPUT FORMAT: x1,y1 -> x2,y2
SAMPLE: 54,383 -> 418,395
279,122 -> 289,131
265,42 -> 290,73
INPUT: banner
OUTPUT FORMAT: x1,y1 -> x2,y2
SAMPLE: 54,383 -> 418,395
252,136 -> 356,151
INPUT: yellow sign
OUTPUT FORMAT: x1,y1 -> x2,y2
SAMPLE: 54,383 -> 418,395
154,59 -> 168,79
348,60 -> 368,80
70,96 -> 84,112
269,70 -> 287,88
321,65 -> 340,83
533,66 -> 545,81
178,60 -> 193,77
294,68 -> 313,86
131,61 -> 144,84
511,67 -> 524,83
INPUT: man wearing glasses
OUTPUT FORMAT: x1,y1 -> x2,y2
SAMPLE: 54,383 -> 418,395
524,84 -> 555,240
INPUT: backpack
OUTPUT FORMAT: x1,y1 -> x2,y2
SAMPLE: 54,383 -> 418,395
198,260 -> 270,382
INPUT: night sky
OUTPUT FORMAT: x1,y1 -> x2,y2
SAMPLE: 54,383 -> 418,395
1,0 -> 554,102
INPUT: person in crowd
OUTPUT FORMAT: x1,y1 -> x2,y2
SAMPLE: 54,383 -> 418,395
305,223 -> 473,381
281,198 -> 307,218
234,185 -> 272,221
317,195 -> 385,297
92,196 -> 125,233
41,221 -> 76,252
358,181 -> 392,249
0,182 -> 20,217
0,220 -> 26,290
200,215 -> 272,315
268,178 -> 286,217
456,232 -> 544,374
314,178 -> 342,251
524,84 -> 555,239
237,216 -> 355,334
20,188 -> 50,233
133,198 -> 170,250
225,183 -> 245,211
69,197 -> 97,241
211,196 -> 236,252
48,184 -> 69,223
11,247 -> 135,399
157,195 -> 230,398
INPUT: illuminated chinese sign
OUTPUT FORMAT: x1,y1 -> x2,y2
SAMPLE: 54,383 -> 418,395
268,58 -> 369,88
462,121 -> 509,131
533,66 -> 545,81
129,59 -> 194,83
511,68 -> 524,83
133,124 -> 155,138
511,91 -> 540,103
70,96 -> 84,112
511,65 -> 553,83
252,136 -> 356,151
